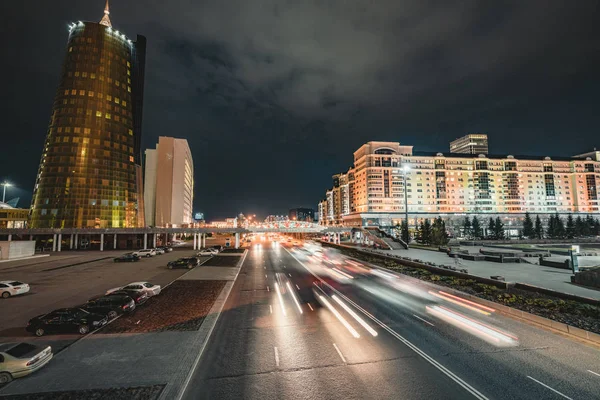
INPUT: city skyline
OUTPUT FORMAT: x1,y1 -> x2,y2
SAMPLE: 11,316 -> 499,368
1,1 -> 599,219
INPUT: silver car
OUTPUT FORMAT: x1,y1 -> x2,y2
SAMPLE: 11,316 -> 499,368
0,342 -> 53,383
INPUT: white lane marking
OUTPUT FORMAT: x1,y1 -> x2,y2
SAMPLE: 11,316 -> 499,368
307,303 -> 314,311
265,274 -> 268,278
413,314 -> 435,326
267,285 -> 270,292
288,273 -> 292,277
588,369 -> 600,377
264,266 -> 266,269
526,376 -> 573,399
274,346 -> 280,367
332,295 -> 378,337
275,282 -> 287,317
284,246 -> 488,400
333,343 -> 346,363
270,305 -> 273,314
296,284 -> 301,290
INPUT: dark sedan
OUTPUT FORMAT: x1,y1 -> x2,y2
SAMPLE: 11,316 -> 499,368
81,294 -> 136,319
107,290 -> 148,305
167,257 -> 199,269
26,308 -> 107,337
160,246 -> 173,253
114,253 -> 140,262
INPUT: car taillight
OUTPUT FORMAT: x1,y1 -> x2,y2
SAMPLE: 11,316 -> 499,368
122,304 -> 128,309
14,286 -> 21,290
26,358 -> 40,366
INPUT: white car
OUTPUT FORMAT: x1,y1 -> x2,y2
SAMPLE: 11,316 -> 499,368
0,281 -> 30,299
132,249 -> 156,258
153,248 -> 165,255
197,249 -> 217,256
106,282 -> 161,297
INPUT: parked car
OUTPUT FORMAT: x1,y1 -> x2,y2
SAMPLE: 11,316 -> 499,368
154,248 -> 165,255
26,308 -> 107,337
0,342 -> 53,383
132,249 -> 156,258
211,245 -> 224,252
106,290 -> 148,305
113,253 -> 140,263
0,281 -> 30,299
82,294 -> 136,319
106,281 -> 161,297
160,246 -> 173,253
168,258 -> 199,269
197,249 -> 217,256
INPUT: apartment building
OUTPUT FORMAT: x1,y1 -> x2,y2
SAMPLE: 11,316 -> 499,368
450,134 -> 489,155
319,140 -> 600,229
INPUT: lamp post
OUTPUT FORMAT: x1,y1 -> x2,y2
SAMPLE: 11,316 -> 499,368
402,166 -> 410,242
1,182 -> 11,203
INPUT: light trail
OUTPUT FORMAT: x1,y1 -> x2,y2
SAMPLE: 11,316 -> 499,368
319,295 -> 360,338
275,282 -> 286,316
286,281 -> 304,314
332,295 -> 377,336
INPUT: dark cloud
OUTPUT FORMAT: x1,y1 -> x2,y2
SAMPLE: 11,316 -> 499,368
1,0 -> 599,218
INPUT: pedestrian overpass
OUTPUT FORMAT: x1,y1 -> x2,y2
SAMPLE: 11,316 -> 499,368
0,223 -> 351,252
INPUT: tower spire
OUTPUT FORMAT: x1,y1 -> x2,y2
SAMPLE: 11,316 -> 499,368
99,0 -> 112,27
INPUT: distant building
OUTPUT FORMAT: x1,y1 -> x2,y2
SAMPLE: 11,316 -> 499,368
289,208 -> 315,222
0,202 -> 28,229
265,215 -> 287,223
450,134 -> 488,155
29,2 -> 147,228
144,137 -> 194,227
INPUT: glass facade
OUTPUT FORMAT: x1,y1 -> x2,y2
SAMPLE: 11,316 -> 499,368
30,21 -> 146,228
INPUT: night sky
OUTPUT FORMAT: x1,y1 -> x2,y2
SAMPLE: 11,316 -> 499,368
1,1 -> 599,219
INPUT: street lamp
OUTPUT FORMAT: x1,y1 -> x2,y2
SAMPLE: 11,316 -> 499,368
1,182 -> 11,203
402,166 -> 410,242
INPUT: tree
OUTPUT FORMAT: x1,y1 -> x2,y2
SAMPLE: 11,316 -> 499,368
575,216 -> 585,237
534,215 -> 544,239
472,216 -> 483,239
431,217 -> 449,246
462,216 -> 472,238
546,214 -> 556,239
584,215 -> 594,237
415,221 -> 424,243
400,220 -> 410,243
566,215 -> 575,239
487,218 -> 496,239
522,212 -> 534,238
556,214 -> 566,238
422,219 -> 432,245
494,217 -> 505,240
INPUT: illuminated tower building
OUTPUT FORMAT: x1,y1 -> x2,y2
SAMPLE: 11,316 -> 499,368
29,1 -> 147,228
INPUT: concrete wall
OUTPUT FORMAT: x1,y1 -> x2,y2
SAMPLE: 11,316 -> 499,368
0,241 -> 36,260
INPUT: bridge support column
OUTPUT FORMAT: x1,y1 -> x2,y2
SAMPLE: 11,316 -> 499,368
69,234 -> 73,249
235,233 -> 240,249
202,234 -> 206,248
100,233 -> 104,252
7,234 -> 11,241
75,233 -> 78,250
153,233 -> 157,249
57,234 -> 62,252
193,233 -> 197,250
29,234 -> 33,241
114,234 -> 118,250
52,234 -> 57,252
143,233 -> 148,250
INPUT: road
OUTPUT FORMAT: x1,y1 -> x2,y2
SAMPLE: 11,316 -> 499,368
182,239 -> 600,400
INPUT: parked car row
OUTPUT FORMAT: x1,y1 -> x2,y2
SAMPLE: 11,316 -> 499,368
114,247 -> 172,262
26,281 -> 161,337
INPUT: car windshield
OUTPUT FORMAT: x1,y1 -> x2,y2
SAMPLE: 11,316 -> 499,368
6,343 -> 38,358
144,283 -> 154,288
123,285 -> 141,290
9,281 -> 24,286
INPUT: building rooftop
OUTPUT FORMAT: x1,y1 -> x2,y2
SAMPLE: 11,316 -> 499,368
412,151 -> 589,162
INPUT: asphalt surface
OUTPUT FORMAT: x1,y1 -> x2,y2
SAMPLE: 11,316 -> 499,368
182,240 -> 600,400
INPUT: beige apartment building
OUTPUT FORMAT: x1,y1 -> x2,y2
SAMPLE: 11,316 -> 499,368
318,140 -> 600,233
144,137 -> 194,227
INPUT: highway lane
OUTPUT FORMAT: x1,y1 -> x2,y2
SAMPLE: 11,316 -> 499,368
285,242 -> 600,400
182,241 -> 482,400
